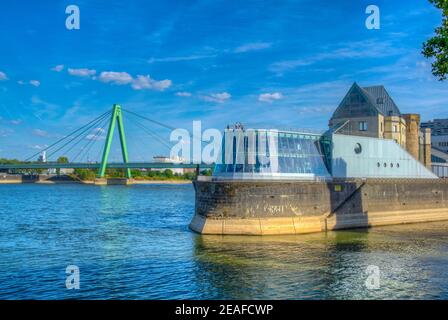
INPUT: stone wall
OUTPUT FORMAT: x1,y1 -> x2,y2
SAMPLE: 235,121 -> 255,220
191,178 -> 448,235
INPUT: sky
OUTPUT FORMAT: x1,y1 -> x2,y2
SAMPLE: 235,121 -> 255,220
0,0 -> 447,161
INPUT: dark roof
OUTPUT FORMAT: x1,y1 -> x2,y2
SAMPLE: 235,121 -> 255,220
361,85 -> 401,116
432,147 -> 448,163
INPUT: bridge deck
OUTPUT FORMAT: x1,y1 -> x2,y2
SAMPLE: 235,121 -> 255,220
0,162 -> 215,170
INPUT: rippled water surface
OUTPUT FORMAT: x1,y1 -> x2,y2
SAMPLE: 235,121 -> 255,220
1,184 -> 448,299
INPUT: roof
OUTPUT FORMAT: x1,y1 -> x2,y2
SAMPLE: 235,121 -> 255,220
330,83 -> 403,122
432,147 -> 448,163
361,85 -> 401,116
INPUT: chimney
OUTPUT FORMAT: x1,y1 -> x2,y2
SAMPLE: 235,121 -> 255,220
403,114 -> 420,160
422,128 -> 432,169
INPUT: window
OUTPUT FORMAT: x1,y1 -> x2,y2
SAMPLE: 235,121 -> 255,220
377,97 -> 384,104
359,121 -> 368,131
393,125 -> 398,133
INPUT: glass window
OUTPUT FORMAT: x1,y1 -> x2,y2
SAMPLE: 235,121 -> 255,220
359,121 -> 368,131
214,130 -> 330,178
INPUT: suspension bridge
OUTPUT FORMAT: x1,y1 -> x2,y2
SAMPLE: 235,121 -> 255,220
0,104 -> 214,178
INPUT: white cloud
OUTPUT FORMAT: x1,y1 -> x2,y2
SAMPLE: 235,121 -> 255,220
68,68 -> 96,77
201,92 -> 231,103
131,75 -> 172,91
86,128 -> 106,141
0,71 -> 8,81
148,54 -> 216,63
33,129 -> 48,137
10,119 -> 22,125
31,144 -> 48,150
52,65 -> 64,72
97,71 -> 172,91
0,129 -> 13,137
269,39 -> 404,74
258,92 -> 283,103
29,80 -> 40,87
17,80 -> 25,85
98,71 -> 133,85
234,42 -> 272,53
175,91 -> 192,97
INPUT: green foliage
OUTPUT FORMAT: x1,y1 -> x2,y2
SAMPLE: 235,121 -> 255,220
57,156 -> 69,163
200,169 -> 212,176
422,0 -> 448,80
0,158 -> 22,164
0,158 -> 43,174
105,169 -> 126,178
56,156 -> 69,175
73,169 -> 96,181
163,169 -> 174,178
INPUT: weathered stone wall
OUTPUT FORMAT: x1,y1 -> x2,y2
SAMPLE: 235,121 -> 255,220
191,178 -> 448,235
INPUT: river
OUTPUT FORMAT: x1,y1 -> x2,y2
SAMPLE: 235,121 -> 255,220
0,184 -> 447,299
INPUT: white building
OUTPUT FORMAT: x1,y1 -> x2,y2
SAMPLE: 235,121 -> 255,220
151,156 -> 189,175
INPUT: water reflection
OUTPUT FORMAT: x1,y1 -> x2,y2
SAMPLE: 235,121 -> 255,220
1,184 -> 448,299
193,224 -> 448,299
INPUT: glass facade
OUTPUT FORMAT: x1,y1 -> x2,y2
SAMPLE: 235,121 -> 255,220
213,129 -> 331,180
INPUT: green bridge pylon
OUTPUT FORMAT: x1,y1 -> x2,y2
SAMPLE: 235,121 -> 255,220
98,104 -> 131,179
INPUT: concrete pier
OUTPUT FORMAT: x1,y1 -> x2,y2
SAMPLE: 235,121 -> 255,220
191,178 -> 448,235
94,178 -> 134,185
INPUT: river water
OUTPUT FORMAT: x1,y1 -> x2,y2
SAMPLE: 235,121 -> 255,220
0,183 -> 448,299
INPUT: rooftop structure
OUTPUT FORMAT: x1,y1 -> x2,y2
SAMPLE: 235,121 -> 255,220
212,83 -> 437,181
212,128 -> 436,180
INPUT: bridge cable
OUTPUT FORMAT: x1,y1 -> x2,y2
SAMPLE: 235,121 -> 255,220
24,110 -> 112,162
122,109 -> 177,131
47,113 -> 111,162
125,114 -> 173,150
122,108 -> 205,145
73,115 -> 111,163
71,115 -> 110,163
46,111 -> 112,161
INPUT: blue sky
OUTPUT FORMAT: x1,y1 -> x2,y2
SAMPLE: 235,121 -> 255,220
0,0 -> 447,161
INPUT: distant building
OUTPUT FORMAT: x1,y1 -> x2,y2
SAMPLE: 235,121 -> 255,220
420,118 -> 448,177
329,82 -> 431,168
37,151 -> 47,163
151,156 -> 194,175
421,119 -> 448,153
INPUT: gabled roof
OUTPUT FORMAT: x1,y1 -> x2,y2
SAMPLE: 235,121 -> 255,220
361,85 -> 401,116
330,83 -> 402,121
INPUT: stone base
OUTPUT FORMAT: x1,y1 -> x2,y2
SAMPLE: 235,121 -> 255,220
94,178 -> 134,185
189,208 -> 448,235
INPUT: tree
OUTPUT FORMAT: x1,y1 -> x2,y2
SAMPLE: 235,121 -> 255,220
164,169 -> 174,178
422,0 -> 448,80
57,156 -> 69,163
56,156 -> 69,175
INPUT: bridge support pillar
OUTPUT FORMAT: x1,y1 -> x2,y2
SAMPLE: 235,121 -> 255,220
98,104 -> 132,179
